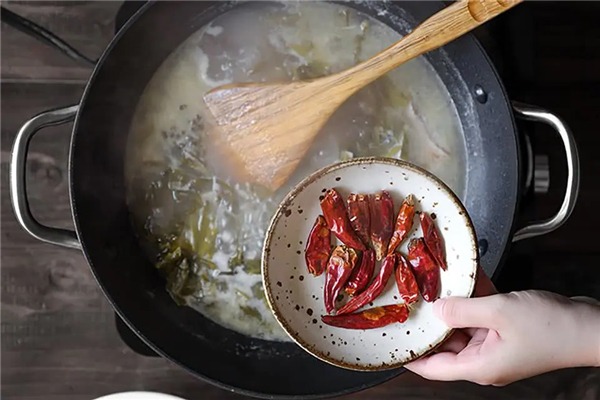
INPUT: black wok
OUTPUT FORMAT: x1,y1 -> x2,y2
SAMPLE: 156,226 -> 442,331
8,1 -> 579,398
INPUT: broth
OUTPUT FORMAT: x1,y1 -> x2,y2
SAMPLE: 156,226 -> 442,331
125,1 -> 465,342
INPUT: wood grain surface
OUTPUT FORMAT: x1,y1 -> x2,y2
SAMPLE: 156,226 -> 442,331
1,2 -> 599,400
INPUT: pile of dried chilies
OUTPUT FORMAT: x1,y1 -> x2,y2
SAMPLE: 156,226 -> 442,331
304,188 -> 447,329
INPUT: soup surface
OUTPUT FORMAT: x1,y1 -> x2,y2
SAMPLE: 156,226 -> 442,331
125,1 -> 465,341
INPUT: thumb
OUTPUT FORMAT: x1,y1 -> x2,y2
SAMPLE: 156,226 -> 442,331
434,295 -> 504,330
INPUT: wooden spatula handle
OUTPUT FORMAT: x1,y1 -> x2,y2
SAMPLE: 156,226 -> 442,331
333,0 -> 523,92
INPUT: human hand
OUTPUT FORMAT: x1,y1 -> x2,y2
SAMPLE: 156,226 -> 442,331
405,269 -> 600,386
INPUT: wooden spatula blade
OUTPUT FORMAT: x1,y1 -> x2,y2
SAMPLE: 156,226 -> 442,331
202,0 -> 523,191
203,81 -> 341,191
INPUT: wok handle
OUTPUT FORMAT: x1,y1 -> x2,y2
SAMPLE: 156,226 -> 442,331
511,102 -> 580,242
9,105 -> 82,250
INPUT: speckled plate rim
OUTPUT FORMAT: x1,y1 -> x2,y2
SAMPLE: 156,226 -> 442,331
262,156 -> 479,371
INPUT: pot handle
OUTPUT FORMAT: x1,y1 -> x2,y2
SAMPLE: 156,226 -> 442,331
9,105 -> 82,250
511,101 -> 580,242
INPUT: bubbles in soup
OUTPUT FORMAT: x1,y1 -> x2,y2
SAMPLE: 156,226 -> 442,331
125,1 -> 465,342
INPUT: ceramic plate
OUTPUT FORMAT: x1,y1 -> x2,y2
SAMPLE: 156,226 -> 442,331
262,157 -> 479,371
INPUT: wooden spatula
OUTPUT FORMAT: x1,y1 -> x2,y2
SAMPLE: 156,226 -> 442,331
203,0 -> 522,191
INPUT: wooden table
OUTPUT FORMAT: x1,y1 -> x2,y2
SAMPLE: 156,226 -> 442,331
2,2 -> 599,399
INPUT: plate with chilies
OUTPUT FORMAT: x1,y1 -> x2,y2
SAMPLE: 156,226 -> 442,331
262,157 -> 478,371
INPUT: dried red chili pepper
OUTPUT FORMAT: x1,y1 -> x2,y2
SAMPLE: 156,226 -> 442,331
324,245 -> 358,314
304,215 -> 332,276
336,252 -> 396,315
344,249 -> 375,296
347,193 -> 370,246
320,189 -> 366,251
321,303 -> 409,330
420,212 -> 447,270
407,238 -> 440,302
387,194 -> 416,254
395,253 -> 419,305
369,191 -> 394,261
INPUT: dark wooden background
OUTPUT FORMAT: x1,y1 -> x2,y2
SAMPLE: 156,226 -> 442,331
2,2 -> 599,400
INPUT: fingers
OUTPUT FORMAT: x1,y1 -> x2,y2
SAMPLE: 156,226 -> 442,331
434,295 -> 504,330
436,330 -> 470,354
405,351 -> 485,382
406,270 -> 504,383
